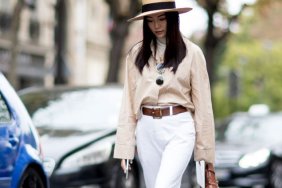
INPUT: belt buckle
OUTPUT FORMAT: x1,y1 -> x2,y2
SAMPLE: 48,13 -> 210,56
152,107 -> 162,119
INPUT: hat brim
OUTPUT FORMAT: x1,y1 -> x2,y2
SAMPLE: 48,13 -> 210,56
127,7 -> 192,22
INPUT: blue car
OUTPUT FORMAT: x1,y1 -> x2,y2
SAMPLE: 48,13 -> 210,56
0,73 -> 54,188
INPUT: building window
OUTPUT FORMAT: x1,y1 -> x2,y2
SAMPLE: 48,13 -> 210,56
19,76 -> 43,89
0,11 -> 12,33
29,19 -> 40,41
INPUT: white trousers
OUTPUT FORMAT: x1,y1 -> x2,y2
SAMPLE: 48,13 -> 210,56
136,111 -> 195,188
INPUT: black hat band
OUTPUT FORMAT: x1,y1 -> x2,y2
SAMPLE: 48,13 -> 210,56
142,2 -> 176,13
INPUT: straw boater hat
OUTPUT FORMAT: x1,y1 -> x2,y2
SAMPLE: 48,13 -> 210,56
128,0 -> 192,22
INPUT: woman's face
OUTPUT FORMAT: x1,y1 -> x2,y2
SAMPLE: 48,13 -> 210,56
146,13 -> 167,40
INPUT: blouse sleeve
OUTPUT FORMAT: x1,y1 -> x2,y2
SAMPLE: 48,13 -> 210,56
190,46 -> 215,164
113,53 -> 137,160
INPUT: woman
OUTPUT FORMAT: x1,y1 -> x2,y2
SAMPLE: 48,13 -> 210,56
114,0 -> 218,187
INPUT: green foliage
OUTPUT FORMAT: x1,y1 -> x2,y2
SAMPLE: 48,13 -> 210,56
213,12 -> 282,118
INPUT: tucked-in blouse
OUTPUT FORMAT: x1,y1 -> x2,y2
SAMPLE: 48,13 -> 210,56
113,37 -> 215,164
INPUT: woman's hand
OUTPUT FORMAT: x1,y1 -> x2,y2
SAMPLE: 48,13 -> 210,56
121,159 -> 132,173
121,159 -> 126,173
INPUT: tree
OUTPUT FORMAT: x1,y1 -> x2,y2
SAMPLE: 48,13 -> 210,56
104,0 -> 141,83
8,0 -> 35,89
194,0 -> 248,85
54,0 -> 68,84
8,0 -> 24,89
212,0 -> 282,118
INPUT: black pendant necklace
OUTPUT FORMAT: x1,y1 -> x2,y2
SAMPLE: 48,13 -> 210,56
156,63 -> 165,86
156,75 -> 164,85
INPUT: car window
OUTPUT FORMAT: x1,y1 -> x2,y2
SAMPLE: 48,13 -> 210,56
254,115 -> 282,144
0,92 -> 11,123
223,114 -> 282,144
22,87 -> 122,131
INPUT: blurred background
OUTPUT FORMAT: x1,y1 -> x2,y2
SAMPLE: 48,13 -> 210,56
1,0 -> 282,118
1,0 -> 282,187
0,0 -> 282,118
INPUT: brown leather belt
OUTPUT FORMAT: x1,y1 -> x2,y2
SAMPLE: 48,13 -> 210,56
142,105 -> 187,119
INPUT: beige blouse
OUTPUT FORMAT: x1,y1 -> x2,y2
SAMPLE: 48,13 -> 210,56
113,37 -> 215,164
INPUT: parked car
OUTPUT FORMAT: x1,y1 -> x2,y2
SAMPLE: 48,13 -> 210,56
19,85 -> 197,188
0,73 -> 54,188
215,110 -> 282,187
19,85 -> 145,188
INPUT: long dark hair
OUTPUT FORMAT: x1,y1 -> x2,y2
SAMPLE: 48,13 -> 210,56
135,12 -> 187,74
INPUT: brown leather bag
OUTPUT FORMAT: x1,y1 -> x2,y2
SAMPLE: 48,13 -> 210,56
205,163 -> 219,188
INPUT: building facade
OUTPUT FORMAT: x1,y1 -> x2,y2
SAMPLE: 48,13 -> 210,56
64,0 -> 110,85
0,0 -> 138,88
0,0 -> 56,89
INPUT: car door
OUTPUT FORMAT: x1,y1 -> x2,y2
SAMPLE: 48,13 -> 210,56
0,91 -> 20,188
